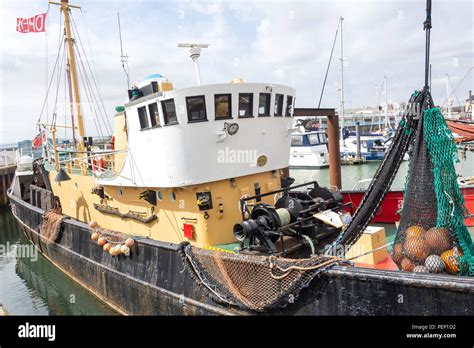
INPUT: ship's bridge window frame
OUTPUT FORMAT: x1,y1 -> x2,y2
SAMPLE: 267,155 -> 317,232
186,95 -> 208,123
319,133 -> 328,143
238,93 -> 254,118
147,102 -> 161,128
274,94 -> 284,116
291,135 -> 303,146
138,106 -> 150,130
214,94 -> 232,120
258,93 -> 271,117
161,98 -> 178,126
286,95 -> 294,117
308,133 -> 320,145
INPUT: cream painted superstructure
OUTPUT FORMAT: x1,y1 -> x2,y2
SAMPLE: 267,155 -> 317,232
47,80 -> 296,247
98,83 -> 295,188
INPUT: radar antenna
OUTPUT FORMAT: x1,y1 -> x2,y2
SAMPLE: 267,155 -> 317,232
178,43 -> 209,85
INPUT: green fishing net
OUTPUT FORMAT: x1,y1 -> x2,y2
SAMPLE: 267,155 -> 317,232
393,107 -> 474,276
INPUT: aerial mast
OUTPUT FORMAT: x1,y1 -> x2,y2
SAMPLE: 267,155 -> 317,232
50,0 -> 85,150
178,43 -> 209,86
117,12 -> 130,89
339,17 -> 345,144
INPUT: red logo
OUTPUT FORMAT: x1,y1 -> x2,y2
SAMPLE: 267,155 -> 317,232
17,13 -> 47,33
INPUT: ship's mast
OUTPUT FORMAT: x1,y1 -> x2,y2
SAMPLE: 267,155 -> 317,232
339,17 -> 345,144
50,0 -> 85,150
384,75 -> 388,129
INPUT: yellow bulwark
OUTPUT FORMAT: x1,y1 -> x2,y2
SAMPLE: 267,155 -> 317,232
49,169 -> 282,247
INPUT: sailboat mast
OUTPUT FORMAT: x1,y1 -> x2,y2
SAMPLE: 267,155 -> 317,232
339,17 -> 345,142
53,0 -> 85,148
384,75 -> 388,128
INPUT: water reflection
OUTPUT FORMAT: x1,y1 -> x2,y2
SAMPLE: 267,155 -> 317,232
0,207 -> 116,315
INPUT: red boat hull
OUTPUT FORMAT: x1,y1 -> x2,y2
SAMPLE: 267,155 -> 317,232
342,187 -> 474,226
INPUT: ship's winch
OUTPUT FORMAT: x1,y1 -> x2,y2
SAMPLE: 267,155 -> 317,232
234,181 -> 348,255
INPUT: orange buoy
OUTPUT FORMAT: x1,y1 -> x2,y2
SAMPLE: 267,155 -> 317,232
98,237 -> 107,247
91,232 -> 100,241
103,243 -> 112,252
401,257 -> 416,272
89,220 -> 98,229
110,246 -> 120,256
405,225 -> 425,239
125,238 -> 135,247
424,227 -> 452,254
404,237 -> 430,262
441,247 -> 463,274
392,243 -> 404,265
121,245 -> 130,256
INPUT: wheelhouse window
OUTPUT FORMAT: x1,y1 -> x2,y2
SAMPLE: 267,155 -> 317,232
308,134 -> 320,145
286,96 -> 294,116
186,95 -> 207,122
214,94 -> 232,119
238,93 -> 253,118
319,133 -> 328,143
161,99 -> 178,125
138,106 -> 149,129
148,102 -> 160,127
274,94 -> 284,116
291,135 -> 303,146
258,93 -> 271,116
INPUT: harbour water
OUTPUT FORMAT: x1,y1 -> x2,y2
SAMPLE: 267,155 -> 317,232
0,150 -> 472,315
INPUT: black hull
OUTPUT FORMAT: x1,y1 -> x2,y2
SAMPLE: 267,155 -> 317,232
8,195 -> 474,315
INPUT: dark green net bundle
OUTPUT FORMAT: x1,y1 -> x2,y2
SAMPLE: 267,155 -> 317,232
393,107 -> 474,276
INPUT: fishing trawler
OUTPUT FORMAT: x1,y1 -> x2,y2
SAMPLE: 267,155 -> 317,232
7,0 -> 474,315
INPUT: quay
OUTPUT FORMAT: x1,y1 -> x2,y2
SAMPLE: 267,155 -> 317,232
0,148 -> 16,206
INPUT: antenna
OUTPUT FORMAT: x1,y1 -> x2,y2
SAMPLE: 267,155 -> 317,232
117,12 -> 130,88
178,43 -> 209,85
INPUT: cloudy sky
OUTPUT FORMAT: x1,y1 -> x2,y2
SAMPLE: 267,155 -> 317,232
0,0 -> 472,143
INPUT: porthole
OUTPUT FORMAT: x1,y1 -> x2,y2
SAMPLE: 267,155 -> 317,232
156,190 -> 163,201
118,188 -> 124,197
170,191 -> 177,202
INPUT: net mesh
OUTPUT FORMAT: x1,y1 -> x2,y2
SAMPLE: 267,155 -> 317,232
39,209 -> 65,243
393,107 -> 474,275
180,243 -> 350,312
325,91 -> 423,255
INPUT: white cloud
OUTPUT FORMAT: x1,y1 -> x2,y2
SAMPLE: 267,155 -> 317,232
0,0 -> 472,144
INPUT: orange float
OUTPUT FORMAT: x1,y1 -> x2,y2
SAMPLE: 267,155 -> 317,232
441,248 -> 463,274
405,225 -> 425,239
424,227 -> 452,254
401,257 -> 416,272
404,237 -> 430,262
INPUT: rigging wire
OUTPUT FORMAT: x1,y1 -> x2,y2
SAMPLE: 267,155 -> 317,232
71,15 -> 112,136
70,11 -> 112,134
441,67 -> 473,107
36,37 -> 65,125
318,19 -> 340,108
74,45 -> 107,138
74,47 -> 105,139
